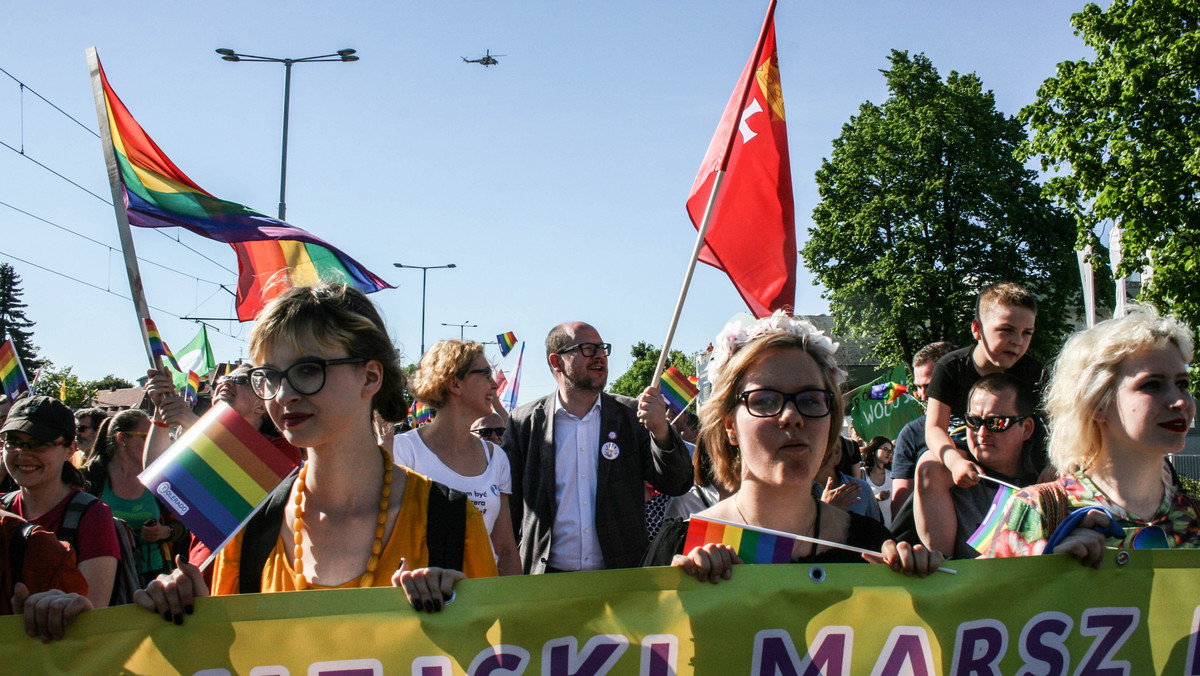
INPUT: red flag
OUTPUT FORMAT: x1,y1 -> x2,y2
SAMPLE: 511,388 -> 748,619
687,0 -> 795,318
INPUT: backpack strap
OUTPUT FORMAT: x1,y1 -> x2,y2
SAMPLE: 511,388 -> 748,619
56,491 -> 99,552
239,475 -> 297,595
9,522 -> 37,591
425,480 -> 466,572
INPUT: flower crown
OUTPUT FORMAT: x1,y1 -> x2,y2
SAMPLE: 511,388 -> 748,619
707,310 -> 846,385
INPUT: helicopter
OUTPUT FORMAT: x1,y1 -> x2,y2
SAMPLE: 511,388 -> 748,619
462,50 -> 504,67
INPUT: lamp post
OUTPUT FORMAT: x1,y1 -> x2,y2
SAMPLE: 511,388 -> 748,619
215,48 -> 358,221
393,263 -> 456,356
441,321 -> 478,340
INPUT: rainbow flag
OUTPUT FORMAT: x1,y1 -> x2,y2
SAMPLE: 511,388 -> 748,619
95,57 -> 393,322
143,318 -> 182,372
869,381 -> 909,405
184,371 -> 200,406
660,365 -> 700,417
497,332 -> 518,358
967,485 -> 1017,554
683,516 -> 794,564
0,340 -> 30,400
497,342 -> 524,412
408,400 -> 434,428
139,402 -> 300,552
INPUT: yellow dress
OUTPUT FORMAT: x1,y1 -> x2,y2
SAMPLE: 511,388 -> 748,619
211,468 -> 498,594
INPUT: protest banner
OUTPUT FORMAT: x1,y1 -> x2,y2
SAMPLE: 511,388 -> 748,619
848,365 -> 925,441
3,551 -> 1197,674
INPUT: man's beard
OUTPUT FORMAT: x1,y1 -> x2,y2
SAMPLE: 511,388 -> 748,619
565,366 -> 606,393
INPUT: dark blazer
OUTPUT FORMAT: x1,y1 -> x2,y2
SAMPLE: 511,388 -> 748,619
502,391 -> 692,574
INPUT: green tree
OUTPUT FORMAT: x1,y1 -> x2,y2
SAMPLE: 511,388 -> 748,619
609,342 -> 696,398
87,374 -> 135,392
802,51 -> 1081,367
36,363 -> 91,407
1020,0 -> 1200,330
0,263 -> 42,370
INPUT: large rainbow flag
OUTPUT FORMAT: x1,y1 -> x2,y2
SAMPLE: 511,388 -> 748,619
0,340 -> 30,400
869,381 -> 909,405
683,516 -> 795,564
139,402 -> 300,553
660,365 -> 700,418
94,56 -> 392,321
967,485 -> 1016,554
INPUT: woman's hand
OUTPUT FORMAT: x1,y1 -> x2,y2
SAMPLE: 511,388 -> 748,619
865,540 -> 945,577
140,519 -> 171,543
671,543 -> 743,584
1051,511 -> 1111,569
133,556 -> 209,624
820,477 -> 861,509
392,558 -> 466,613
12,584 -> 92,643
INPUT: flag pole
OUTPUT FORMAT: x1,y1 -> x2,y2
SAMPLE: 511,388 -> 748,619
670,395 -> 698,425
86,48 -> 158,369
650,0 -> 779,387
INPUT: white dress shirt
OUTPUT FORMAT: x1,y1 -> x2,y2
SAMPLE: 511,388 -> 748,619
548,393 -> 604,571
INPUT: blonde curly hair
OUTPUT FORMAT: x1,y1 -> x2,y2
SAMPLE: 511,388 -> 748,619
409,340 -> 486,410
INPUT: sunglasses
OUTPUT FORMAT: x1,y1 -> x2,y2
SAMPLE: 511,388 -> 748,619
964,414 -> 1028,432
471,427 -> 506,440
218,374 -> 251,387
75,425 -> 94,433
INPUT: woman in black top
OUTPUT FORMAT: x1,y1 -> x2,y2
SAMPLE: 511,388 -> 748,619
643,313 -> 942,580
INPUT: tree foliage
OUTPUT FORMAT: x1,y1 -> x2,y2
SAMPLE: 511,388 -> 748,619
0,263 -> 43,370
802,51 -> 1081,367
609,342 -> 696,398
1020,0 -> 1200,330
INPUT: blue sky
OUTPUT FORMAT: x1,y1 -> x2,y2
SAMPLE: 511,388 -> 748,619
0,1 -> 1094,404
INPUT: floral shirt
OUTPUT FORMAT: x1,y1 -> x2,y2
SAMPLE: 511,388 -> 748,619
982,468 -> 1200,558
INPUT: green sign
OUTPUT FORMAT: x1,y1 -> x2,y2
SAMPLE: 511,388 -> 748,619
848,365 -> 925,441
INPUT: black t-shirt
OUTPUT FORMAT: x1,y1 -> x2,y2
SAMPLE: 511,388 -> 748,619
926,345 -> 1048,471
891,416 -> 926,482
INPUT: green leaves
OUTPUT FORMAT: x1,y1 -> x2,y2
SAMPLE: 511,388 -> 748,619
803,51 -> 1080,368
608,342 -> 696,399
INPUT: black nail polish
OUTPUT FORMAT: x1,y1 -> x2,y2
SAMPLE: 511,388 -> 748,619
433,600 -> 442,612
173,613 -> 183,625
163,611 -> 172,622
412,598 -> 422,611
184,605 -> 193,615
423,600 -> 434,613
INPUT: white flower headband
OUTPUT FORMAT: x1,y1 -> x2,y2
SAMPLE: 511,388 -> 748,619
706,310 -> 847,385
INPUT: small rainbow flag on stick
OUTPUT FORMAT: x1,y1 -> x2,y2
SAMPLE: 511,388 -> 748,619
143,318 -> 182,372
684,516 -> 795,564
497,332 -> 518,358
869,381 -> 909,405
967,484 -> 1017,554
139,402 -> 300,554
0,340 -> 31,400
408,400 -> 434,428
184,371 -> 200,406
660,365 -> 700,418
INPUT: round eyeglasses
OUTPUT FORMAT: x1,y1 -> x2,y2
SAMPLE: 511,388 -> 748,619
248,357 -> 367,400
738,389 -> 833,418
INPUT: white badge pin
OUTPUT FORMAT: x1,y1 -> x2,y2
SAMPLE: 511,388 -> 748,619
607,431 -> 617,440
601,442 -> 620,460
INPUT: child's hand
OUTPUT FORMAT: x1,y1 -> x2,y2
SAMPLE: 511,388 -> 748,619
944,453 -> 982,488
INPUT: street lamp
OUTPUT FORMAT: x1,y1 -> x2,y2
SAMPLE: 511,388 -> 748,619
441,321 -> 478,340
215,48 -> 359,221
393,263 -> 456,356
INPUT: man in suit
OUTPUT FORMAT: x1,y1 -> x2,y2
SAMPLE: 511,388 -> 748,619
502,322 -> 693,573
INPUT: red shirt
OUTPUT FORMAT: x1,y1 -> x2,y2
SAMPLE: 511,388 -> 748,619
12,490 -> 120,563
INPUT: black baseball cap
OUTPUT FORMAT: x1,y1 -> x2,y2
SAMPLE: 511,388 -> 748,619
0,396 -> 76,444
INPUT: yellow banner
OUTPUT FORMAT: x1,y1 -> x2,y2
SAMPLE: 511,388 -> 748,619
3,551 -> 1199,675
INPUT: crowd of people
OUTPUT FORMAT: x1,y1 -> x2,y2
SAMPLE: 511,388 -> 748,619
1,279 -> 1197,644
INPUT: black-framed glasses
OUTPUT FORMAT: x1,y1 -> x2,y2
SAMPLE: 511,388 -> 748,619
2,434 -> 62,453
964,414 -> 1028,432
471,427 -> 506,440
558,342 -> 611,358
218,374 -> 251,387
461,367 -> 494,379
738,389 -> 833,418
248,357 -> 367,400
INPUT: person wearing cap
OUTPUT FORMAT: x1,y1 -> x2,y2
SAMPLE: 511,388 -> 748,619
1,396 -> 119,608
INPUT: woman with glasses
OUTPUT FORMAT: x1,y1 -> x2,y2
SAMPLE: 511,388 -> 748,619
982,306 -> 1200,563
83,409 -> 186,587
642,312 -> 942,580
135,284 -> 496,625
394,340 -> 521,576
2,395 -> 118,608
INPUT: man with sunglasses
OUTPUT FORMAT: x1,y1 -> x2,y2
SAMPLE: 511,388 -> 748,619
502,322 -> 692,574
72,409 -> 107,461
914,373 -> 1040,558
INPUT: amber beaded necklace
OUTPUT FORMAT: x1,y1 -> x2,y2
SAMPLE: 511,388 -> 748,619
290,446 -> 393,589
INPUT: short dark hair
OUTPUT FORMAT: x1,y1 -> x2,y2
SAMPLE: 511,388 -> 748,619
968,372 -> 1032,417
976,282 -> 1038,319
74,408 -> 107,429
913,342 -> 955,369
545,323 -> 573,360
